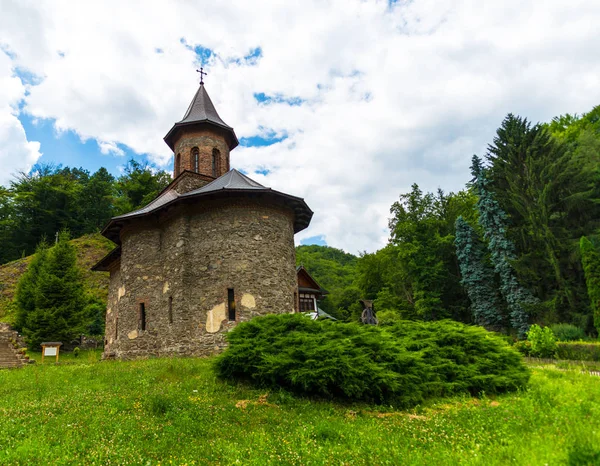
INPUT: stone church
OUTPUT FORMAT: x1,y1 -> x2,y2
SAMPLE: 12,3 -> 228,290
93,82 -> 313,359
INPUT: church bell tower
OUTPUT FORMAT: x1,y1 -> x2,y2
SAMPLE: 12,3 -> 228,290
163,76 -> 238,181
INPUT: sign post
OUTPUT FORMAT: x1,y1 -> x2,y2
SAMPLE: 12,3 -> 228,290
41,342 -> 62,363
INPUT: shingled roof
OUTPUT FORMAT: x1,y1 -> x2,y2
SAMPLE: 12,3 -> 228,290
100,169 -> 313,244
186,169 -> 265,193
163,84 -> 239,151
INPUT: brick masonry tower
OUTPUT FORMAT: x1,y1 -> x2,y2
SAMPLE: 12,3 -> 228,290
93,81 -> 313,360
164,84 -> 238,182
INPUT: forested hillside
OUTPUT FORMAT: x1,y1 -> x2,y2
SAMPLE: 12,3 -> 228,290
295,105 -> 600,336
0,160 -> 171,264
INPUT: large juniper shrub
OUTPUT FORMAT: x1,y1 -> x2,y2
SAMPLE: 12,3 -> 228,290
214,314 -> 529,407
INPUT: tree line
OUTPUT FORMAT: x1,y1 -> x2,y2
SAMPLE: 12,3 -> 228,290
0,160 -> 171,264
4,105 -> 600,340
301,105 -> 600,337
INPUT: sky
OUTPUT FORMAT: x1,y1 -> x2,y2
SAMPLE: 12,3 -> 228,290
1,0 -> 599,254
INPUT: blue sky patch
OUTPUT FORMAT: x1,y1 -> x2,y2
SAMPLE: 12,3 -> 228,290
240,126 -> 288,147
18,114 -> 157,179
243,47 -> 262,65
253,92 -> 305,106
300,235 -> 327,246
180,38 -> 213,65
254,168 -> 271,176
222,46 -> 263,67
13,67 -> 43,87
240,134 -> 287,147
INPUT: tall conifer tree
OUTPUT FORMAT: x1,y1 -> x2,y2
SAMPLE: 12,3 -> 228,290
580,236 -> 600,334
14,240 -> 49,332
471,155 -> 536,336
19,231 -> 87,349
454,216 -> 504,328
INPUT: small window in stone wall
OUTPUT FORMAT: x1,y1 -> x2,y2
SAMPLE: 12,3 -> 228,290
115,316 -> 118,339
228,288 -> 236,321
192,147 -> 199,172
212,148 -> 220,177
168,296 -> 173,324
176,153 -> 181,176
139,303 -> 146,331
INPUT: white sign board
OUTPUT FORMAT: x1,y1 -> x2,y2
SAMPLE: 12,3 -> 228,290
44,347 -> 57,356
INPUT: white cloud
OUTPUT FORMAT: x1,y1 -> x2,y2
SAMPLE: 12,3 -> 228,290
1,0 -> 599,252
0,48 -> 42,185
97,140 -> 124,156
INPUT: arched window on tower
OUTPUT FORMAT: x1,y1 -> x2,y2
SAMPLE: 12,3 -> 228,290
192,147 -> 199,173
212,148 -> 220,177
175,153 -> 181,176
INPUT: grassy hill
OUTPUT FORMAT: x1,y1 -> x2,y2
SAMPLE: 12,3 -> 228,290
0,356 -> 599,464
0,233 -> 114,324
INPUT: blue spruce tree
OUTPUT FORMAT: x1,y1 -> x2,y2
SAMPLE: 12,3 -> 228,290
454,216 -> 505,328
471,155 -> 536,336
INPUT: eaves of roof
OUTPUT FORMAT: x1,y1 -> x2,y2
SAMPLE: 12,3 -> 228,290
100,171 -> 313,244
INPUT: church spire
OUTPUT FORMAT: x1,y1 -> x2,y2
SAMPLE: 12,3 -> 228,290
164,80 -> 238,180
178,84 -> 232,130
164,83 -> 238,152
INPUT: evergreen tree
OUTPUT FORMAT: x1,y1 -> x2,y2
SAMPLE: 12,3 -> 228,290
114,159 -> 171,214
580,236 -> 600,334
454,216 -> 504,328
14,240 -> 50,332
486,113 -> 598,319
79,167 -> 115,233
388,185 -> 471,321
0,186 -> 18,264
20,231 -> 87,349
471,155 -> 536,336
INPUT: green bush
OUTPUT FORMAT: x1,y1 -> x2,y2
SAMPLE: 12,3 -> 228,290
214,314 -> 530,407
73,347 -> 80,358
513,339 -> 532,356
373,309 -> 403,325
527,324 -> 557,358
550,323 -> 586,342
556,342 -> 600,361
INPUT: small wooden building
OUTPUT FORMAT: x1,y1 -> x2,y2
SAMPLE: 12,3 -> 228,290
296,266 -> 328,312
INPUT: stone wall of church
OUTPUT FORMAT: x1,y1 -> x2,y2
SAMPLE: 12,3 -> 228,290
173,129 -> 230,179
103,198 -> 297,360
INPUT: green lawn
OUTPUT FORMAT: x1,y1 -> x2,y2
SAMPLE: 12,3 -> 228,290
1,357 -> 599,465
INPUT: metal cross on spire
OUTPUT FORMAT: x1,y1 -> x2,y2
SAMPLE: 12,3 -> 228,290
196,67 -> 207,85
